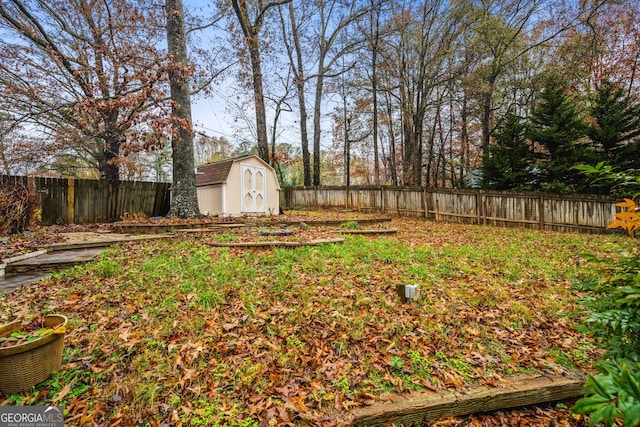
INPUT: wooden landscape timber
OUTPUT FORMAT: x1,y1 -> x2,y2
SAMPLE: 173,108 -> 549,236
112,218 -> 391,234
206,224 -> 249,230
347,374 -> 585,426
41,235 -> 170,251
280,218 -> 392,227
209,237 -> 345,248
337,228 -> 398,235
259,230 -> 295,236
172,224 -> 248,234
112,221 -> 220,234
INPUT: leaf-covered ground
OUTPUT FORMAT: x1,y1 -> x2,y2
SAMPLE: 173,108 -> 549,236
0,212 -> 634,426
1,223 -> 105,259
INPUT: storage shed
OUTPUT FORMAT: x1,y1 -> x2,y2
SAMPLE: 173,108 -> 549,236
195,155 -> 281,216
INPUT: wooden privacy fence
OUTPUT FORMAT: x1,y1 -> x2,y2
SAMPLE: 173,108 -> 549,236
282,186 -> 620,233
1,175 -> 170,225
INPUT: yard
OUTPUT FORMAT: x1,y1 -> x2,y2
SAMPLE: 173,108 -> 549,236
0,211 -> 635,426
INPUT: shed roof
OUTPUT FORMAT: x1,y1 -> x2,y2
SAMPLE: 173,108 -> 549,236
196,155 -> 276,187
195,157 -> 238,186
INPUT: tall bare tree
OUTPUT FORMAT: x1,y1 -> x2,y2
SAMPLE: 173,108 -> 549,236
229,0 -> 291,165
368,0 -> 382,185
166,0 -> 200,217
383,0 -> 464,185
310,0 -> 368,186
278,1 -> 312,185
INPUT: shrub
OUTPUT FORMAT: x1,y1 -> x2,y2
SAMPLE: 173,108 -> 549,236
573,360 -> 640,427
572,163 -> 640,426
576,252 -> 640,361
0,181 -> 36,236
573,251 -> 640,427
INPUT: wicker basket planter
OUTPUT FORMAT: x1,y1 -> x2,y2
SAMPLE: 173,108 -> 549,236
0,314 -> 68,394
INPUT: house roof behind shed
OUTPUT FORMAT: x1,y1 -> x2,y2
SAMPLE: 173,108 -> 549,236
195,155 -> 253,186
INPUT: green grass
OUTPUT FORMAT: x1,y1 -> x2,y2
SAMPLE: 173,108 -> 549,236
0,217 -> 634,425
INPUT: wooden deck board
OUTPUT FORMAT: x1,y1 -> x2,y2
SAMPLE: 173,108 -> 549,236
0,274 -> 48,293
6,248 -> 105,275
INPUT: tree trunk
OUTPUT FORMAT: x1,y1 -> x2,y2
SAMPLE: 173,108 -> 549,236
399,56 -> 412,185
231,0 -> 270,164
414,112 -> 423,186
247,37 -> 270,163
298,85 -> 311,186
426,119 -> 437,186
101,128 -> 122,181
287,2 -> 311,186
370,0 -> 380,185
386,95 -> 398,186
309,0 -> 367,186
460,92 -> 469,186
437,108 -> 446,187
480,90 -> 492,153
166,0 -> 200,218
270,95 -> 286,181
342,87 -> 350,186
480,72 -> 498,156
313,71 -> 324,186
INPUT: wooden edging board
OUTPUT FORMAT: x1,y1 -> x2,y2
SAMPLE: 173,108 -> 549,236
112,218 -> 391,233
113,222 -> 219,234
337,229 -> 398,235
280,218 -> 392,226
346,374 -> 585,426
41,235 -> 170,252
2,250 -> 48,265
210,238 -> 345,248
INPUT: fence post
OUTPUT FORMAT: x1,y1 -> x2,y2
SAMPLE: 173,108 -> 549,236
67,177 -> 75,224
425,188 -> 432,220
314,186 -> 318,209
539,195 -> 545,230
483,195 -> 487,225
346,185 -> 350,209
381,186 -> 386,213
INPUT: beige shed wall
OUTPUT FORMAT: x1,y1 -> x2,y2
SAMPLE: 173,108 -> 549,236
225,162 -> 242,214
225,157 -> 280,215
263,164 -> 281,215
196,185 -> 223,216
196,156 -> 280,216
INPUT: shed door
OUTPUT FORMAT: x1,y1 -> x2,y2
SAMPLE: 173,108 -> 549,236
241,164 -> 266,213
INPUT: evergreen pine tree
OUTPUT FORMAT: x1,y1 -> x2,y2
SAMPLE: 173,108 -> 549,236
482,113 -> 536,190
526,73 -> 594,192
589,80 -> 640,170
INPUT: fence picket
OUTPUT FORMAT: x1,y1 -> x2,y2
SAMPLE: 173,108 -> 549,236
1,176 -> 170,225
283,186 -> 619,233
